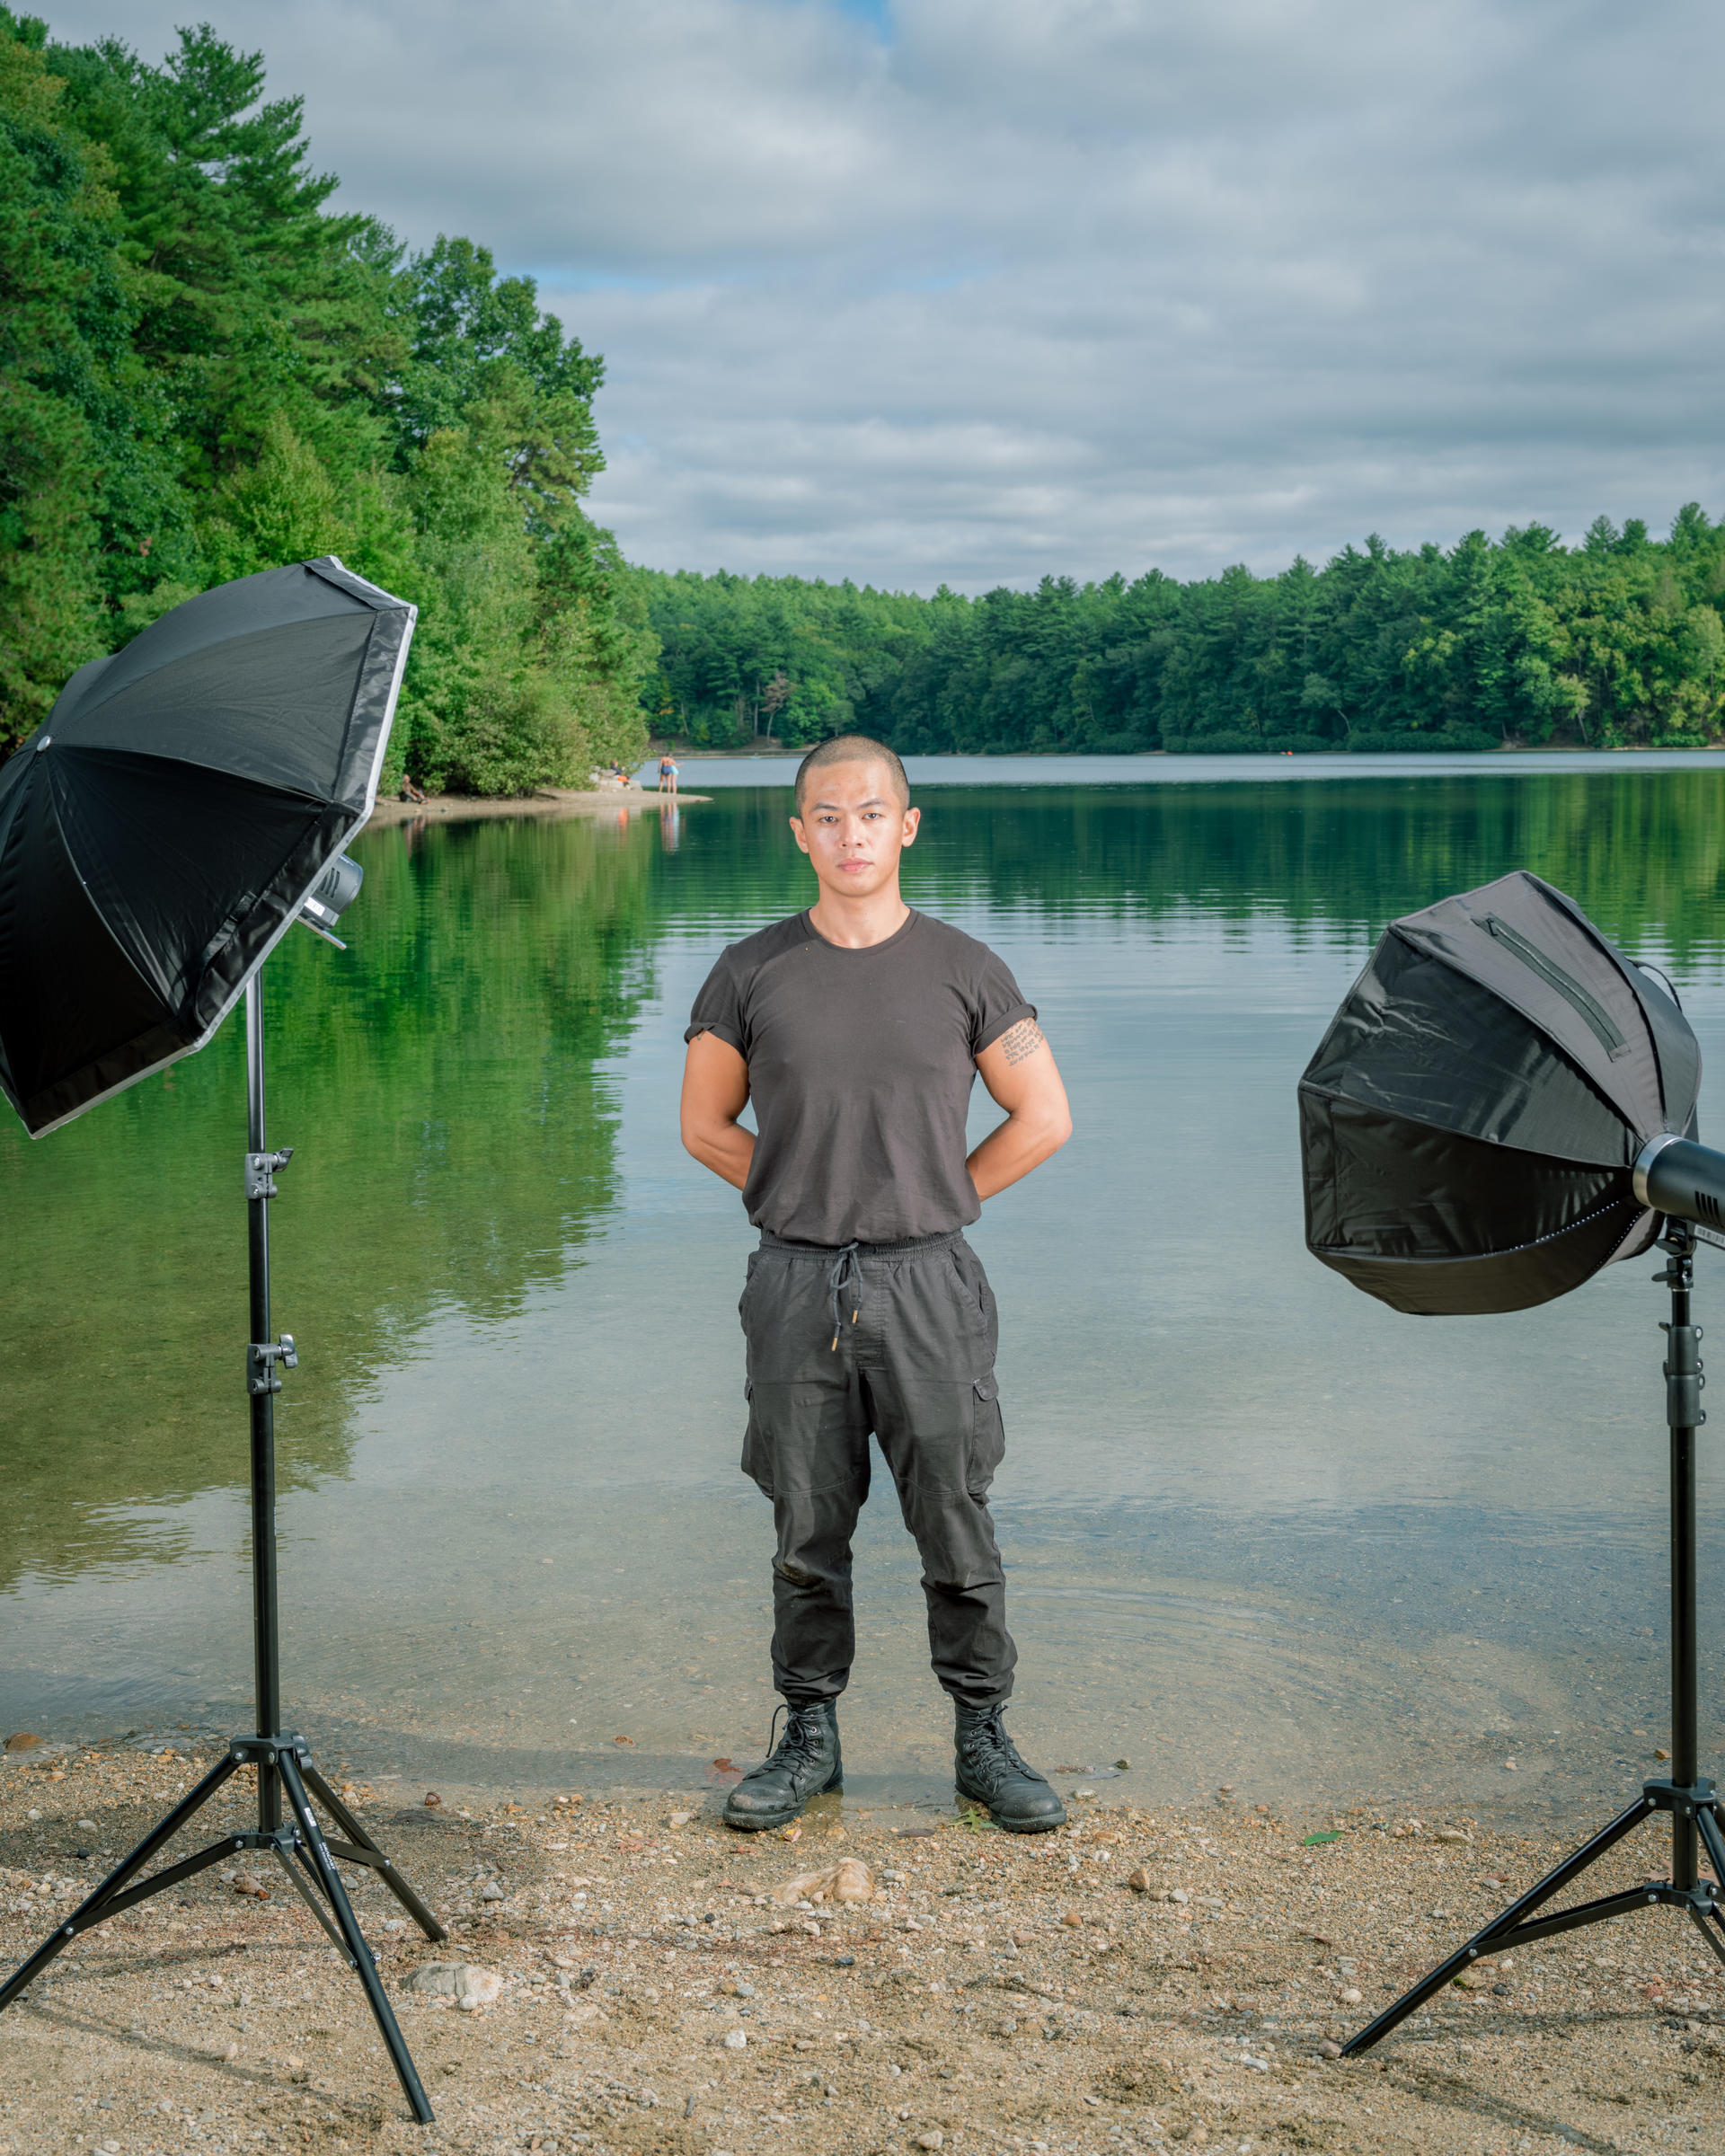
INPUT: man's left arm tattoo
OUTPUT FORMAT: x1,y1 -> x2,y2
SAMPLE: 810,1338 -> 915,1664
997,1018 -> 1047,1067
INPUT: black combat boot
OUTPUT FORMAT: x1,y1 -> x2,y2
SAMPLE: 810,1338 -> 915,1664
722,1701 -> 842,1832
953,1700 -> 1066,1833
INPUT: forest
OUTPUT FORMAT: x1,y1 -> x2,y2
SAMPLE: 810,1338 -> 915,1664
0,10 -> 653,791
7,12 -> 1725,789
636,509 -> 1725,756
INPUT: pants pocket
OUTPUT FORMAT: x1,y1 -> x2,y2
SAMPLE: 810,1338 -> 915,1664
738,1247 -> 764,1327
740,1379 -> 774,1498
951,1241 -> 1000,1367
967,1373 -> 1006,1498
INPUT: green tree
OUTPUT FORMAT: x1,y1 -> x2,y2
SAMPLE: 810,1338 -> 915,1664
0,11 -> 649,788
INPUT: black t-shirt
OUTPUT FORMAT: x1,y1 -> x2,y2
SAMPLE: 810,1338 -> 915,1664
686,908 -> 1034,1245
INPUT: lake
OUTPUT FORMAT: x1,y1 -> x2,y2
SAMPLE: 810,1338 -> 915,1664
4,752 -> 1724,1825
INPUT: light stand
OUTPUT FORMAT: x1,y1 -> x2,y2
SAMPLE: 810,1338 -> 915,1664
1345,1219 -> 1725,2054
0,974 -> 445,2123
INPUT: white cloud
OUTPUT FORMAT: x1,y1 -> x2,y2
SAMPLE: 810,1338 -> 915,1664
38,0 -> 1725,586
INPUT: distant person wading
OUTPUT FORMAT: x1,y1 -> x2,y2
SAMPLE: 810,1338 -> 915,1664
679,735 -> 1074,1832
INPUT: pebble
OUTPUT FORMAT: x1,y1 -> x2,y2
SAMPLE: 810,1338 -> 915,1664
6,1758 -> 1719,2149
402,1961 -> 503,2010
1061,1911 -> 1083,1929
480,1881 -> 505,1901
916,2134 -> 944,2150
723,2028 -> 748,2049
2,1734 -> 42,1753
769,1856 -> 872,1905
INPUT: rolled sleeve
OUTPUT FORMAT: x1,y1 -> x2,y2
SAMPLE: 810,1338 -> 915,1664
686,950 -> 747,1053
970,949 -> 1036,1056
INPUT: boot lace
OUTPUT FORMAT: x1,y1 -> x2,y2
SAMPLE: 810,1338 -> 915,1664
959,1707 -> 1027,1794
763,1702 -> 826,1771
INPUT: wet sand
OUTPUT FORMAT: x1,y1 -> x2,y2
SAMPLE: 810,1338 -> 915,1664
4,1736 -> 1723,2153
367,788 -> 704,829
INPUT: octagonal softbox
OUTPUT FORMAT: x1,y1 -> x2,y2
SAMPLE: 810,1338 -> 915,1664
1299,870 -> 1701,1315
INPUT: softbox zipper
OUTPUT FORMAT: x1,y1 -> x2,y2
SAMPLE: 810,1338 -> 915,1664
1483,915 -> 1627,1056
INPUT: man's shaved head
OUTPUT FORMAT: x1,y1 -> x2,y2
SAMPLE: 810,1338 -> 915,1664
793,733 -> 909,813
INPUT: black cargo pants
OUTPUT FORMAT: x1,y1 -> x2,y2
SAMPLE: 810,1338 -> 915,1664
739,1227 -> 1016,1710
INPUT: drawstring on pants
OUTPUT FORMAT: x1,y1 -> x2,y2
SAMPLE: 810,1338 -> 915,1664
827,1241 -> 862,1350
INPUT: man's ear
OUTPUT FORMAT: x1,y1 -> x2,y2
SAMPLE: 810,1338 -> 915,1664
789,815 -> 811,855
900,807 -> 921,848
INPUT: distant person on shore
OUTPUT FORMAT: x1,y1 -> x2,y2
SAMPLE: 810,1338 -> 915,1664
658,750 -> 679,794
680,734 -> 1074,1833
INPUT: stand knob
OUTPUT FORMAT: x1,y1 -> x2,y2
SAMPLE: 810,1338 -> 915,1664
244,1147 -> 296,1200
247,1336 -> 301,1394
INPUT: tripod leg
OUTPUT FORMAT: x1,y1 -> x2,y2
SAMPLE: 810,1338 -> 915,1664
271,1843 -> 354,1959
297,1760 -> 446,1940
1685,1806 -> 1725,1972
1687,1904 -> 1725,1972
276,1750 -> 433,2125
1342,1792 -> 1655,2055
0,1754 -> 239,2012
1694,1802 -> 1725,1886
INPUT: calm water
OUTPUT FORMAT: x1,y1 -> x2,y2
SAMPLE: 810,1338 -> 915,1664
4,757 -> 1725,1823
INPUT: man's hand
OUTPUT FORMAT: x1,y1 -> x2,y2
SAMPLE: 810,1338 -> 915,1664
969,1018 -> 1073,1201
681,1030 -> 756,1191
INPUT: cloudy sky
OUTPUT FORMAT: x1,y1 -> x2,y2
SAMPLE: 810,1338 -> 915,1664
40,0 -> 1725,589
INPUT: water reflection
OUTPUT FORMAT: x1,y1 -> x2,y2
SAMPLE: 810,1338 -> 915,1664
2,768 -> 1722,1819
0,814 -> 658,1594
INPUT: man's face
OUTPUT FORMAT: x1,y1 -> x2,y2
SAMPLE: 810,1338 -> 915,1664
790,760 -> 920,899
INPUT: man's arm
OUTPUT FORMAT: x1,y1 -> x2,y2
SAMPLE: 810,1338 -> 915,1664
681,1030 -> 755,1191
968,1017 -> 1073,1201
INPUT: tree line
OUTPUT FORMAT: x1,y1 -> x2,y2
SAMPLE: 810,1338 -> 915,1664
0,11 -> 654,791
637,509 -> 1725,756
10,11 -> 1725,789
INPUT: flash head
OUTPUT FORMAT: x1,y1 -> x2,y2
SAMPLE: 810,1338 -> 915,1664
298,853 -> 364,947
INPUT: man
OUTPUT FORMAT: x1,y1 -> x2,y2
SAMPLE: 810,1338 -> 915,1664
680,734 -> 1073,1833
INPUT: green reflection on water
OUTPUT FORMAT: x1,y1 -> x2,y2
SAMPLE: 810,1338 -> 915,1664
4,766 -> 1723,1603
0,814 -> 658,1593
662,772 -> 1725,956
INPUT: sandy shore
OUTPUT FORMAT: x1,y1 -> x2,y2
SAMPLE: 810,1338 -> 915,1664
367,788 -> 705,830
3,1736 -> 1723,2154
